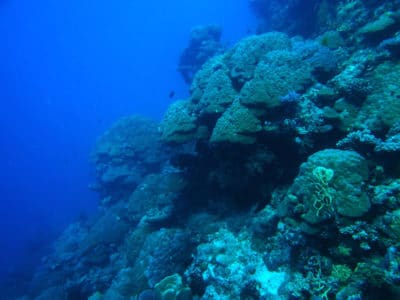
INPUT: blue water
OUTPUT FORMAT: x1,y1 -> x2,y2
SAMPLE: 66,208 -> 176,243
0,0 -> 255,288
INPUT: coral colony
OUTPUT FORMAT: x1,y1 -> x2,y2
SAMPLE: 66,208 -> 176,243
25,1 -> 400,299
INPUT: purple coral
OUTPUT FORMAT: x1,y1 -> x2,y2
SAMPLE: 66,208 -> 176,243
280,91 -> 301,103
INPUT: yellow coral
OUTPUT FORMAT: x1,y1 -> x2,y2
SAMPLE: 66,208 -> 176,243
312,166 -> 334,217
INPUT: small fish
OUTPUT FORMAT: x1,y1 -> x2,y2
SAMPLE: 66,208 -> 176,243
169,90 -> 175,99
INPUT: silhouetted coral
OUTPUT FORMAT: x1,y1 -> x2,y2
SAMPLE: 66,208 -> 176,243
177,24 -> 224,84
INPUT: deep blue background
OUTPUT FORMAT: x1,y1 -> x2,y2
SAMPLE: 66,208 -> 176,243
0,0 -> 255,280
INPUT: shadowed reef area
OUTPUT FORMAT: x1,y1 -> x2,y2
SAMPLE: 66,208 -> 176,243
12,1 -> 400,299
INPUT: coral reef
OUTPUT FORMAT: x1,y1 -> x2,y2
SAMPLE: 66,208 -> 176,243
177,24 -> 224,84
185,227 -> 285,298
22,1 -> 400,300
161,31 -> 338,146
91,115 -> 168,204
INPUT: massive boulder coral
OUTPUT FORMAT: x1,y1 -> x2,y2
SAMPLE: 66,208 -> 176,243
127,172 -> 186,226
249,0 -> 336,36
210,100 -> 262,144
249,0 -> 400,41
161,32 -> 338,146
177,24 -> 224,84
189,55 -> 227,103
284,149 -> 370,227
195,65 -> 237,115
329,51 -> 372,105
91,115 -> 167,203
239,49 -> 313,111
358,10 -> 400,43
356,61 -> 400,131
154,273 -> 192,300
30,208 -> 130,299
160,100 -> 198,143
97,228 -> 193,299
225,32 -> 291,86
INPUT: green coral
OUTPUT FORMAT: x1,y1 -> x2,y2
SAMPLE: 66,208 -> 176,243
154,274 -> 192,300
226,32 -> 291,85
336,244 -> 352,257
288,149 -> 370,227
313,150 -> 370,218
93,115 -> 160,159
385,209 -> 400,240
210,100 -> 262,144
160,100 -> 197,143
240,50 -> 313,111
318,30 -> 345,49
190,55 -> 227,103
197,66 -> 237,115
336,0 -> 368,33
88,292 -> 103,300
331,264 -> 353,283
358,11 -> 399,38
353,262 -> 386,287
357,62 -> 400,130
161,31 -> 313,145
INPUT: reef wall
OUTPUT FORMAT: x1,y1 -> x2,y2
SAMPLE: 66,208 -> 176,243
24,1 -> 400,299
